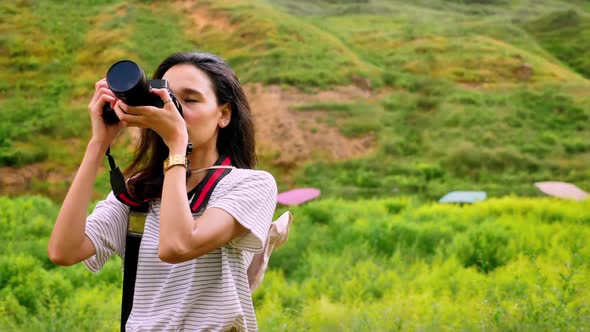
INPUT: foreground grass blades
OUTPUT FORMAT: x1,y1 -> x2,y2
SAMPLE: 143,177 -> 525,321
1,195 -> 588,331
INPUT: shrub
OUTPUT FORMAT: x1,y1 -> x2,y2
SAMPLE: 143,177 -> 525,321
451,222 -> 511,273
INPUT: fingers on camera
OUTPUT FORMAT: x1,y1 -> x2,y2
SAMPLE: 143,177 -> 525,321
97,95 -> 115,111
113,103 -> 137,126
95,78 -> 108,90
151,88 -> 169,100
98,87 -> 114,97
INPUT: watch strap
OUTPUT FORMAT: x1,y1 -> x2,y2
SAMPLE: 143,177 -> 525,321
163,154 -> 187,172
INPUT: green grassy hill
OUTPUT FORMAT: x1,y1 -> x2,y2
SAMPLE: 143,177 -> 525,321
1,0 -> 589,201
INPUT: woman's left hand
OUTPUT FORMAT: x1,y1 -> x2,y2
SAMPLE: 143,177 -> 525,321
113,88 -> 188,152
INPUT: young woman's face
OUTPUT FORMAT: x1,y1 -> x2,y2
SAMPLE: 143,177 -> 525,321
162,64 -> 230,150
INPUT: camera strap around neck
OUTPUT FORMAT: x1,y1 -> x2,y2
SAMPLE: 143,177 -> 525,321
105,149 -> 234,331
187,156 -> 234,214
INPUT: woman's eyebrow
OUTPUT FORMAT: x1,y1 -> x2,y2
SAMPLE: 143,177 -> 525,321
178,87 -> 205,98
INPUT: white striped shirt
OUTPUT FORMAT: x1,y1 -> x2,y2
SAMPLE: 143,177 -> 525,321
83,169 -> 277,331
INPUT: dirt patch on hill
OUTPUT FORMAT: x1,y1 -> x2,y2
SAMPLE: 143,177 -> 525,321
176,0 -> 235,34
245,83 -> 375,168
0,164 -> 73,198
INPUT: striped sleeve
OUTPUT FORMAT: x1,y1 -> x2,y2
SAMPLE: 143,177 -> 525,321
83,191 -> 129,273
209,171 -> 277,253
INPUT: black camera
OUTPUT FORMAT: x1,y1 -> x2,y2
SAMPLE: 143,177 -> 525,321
102,60 -> 183,124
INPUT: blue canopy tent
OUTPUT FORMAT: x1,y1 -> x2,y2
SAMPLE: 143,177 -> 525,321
439,191 -> 487,204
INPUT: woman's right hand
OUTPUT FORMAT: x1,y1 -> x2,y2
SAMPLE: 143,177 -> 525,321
88,78 -> 122,149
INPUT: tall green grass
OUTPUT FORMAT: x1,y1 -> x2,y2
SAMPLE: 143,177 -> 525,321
259,196 -> 590,331
1,195 -> 588,331
0,196 -> 121,331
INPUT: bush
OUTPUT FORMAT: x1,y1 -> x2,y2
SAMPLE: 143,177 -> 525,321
442,142 -> 540,177
451,222 -> 511,273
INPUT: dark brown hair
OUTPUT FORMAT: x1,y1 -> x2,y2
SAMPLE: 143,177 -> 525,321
125,52 -> 256,200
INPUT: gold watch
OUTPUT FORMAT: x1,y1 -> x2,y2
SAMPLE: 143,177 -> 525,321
163,154 -> 187,172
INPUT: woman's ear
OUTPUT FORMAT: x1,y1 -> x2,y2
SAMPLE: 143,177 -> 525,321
219,103 -> 231,128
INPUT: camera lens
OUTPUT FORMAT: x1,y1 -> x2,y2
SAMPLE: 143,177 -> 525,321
107,60 -> 142,92
106,60 -> 150,106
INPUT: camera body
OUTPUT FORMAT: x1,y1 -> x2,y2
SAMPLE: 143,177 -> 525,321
102,60 -> 183,124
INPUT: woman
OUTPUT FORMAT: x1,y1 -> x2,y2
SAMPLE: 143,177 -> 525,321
47,52 -> 278,331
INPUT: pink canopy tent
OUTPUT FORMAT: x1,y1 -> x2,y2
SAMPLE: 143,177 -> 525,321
277,188 -> 321,206
534,181 -> 589,201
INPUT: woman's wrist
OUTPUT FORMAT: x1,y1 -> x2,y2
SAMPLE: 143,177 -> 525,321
87,139 -> 110,156
167,136 -> 189,155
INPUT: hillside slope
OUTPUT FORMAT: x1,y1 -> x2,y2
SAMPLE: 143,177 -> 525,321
1,0 -> 589,200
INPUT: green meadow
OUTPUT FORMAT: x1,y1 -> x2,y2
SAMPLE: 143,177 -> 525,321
2,196 -> 589,331
1,0 -> 589,330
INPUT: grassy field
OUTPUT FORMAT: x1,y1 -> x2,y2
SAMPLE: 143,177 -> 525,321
1,195 -> 589,331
